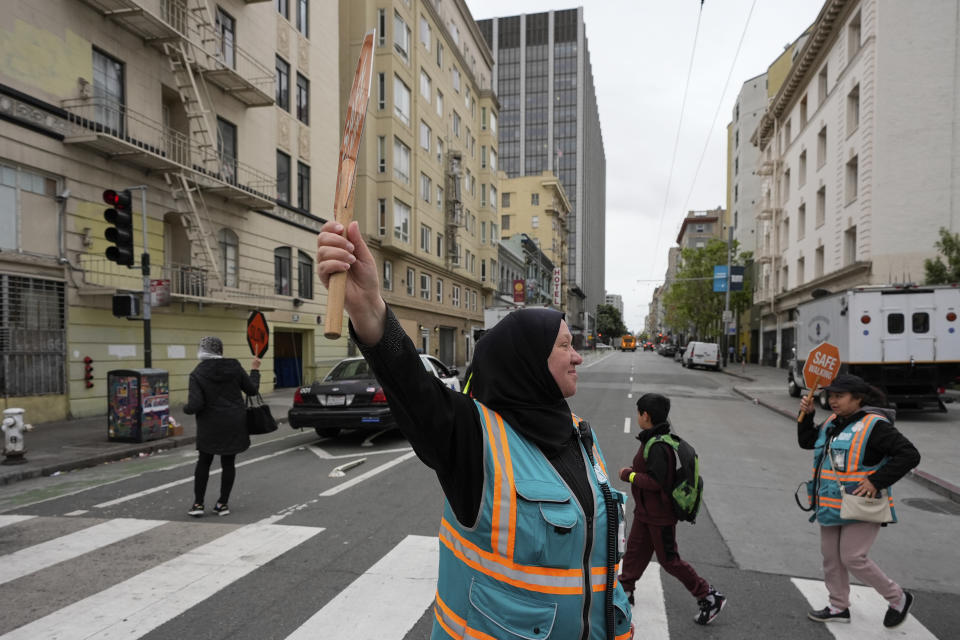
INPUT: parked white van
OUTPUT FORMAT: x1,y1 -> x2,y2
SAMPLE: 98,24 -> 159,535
682,342 -> 720,371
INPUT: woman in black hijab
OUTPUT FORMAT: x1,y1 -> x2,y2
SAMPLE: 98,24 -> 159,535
316,220 -> 633,640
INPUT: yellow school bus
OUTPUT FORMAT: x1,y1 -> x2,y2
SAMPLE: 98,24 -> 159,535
621,335 -> 637,352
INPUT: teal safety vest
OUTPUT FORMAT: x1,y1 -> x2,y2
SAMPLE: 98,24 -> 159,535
809,413 -> 897,526
432,400 -> 633,640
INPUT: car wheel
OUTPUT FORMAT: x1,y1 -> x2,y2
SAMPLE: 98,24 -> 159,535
818,391 -> 830,410
788,376 -> 802,398
315,427 -> 341,438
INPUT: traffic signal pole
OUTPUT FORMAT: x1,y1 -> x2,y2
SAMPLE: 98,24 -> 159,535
131,186 -> 151,368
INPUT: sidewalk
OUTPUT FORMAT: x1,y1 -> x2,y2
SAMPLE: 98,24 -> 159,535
0,388 -> 296,486
720,361 -> 960,503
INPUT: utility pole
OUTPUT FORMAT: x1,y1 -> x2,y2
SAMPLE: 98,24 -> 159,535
722,225 -> 733,367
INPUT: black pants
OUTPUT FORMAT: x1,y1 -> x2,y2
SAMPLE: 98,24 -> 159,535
194,452 -> 236,505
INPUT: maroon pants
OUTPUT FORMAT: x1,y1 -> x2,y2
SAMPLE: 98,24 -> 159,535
618,519 -> 710,599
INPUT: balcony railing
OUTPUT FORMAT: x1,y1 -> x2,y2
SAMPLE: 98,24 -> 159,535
62,97 -> 275,207
78,256 -> 278,310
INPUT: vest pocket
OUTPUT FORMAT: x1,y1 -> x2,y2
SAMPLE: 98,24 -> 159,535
515,479 -> 580,568
467,579 -> 557,639
613,587 -> 633,637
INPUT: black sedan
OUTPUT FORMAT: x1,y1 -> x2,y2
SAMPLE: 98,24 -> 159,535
288,357 -> 396,438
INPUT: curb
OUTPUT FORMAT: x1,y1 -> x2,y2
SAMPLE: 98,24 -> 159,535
731,385 -> 960,503
720,369 -> 755,382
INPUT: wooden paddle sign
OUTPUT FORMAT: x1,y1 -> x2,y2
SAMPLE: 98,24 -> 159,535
324,29 -> 376,340
247,310 -> 269,358
798,341 -> 840,423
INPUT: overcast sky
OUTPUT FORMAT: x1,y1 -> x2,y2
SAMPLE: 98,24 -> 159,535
465,0 -> 825,331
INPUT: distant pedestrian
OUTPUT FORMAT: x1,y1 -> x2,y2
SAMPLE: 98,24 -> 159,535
741,344 -> 747,372
798,374 -> 920,627
618,393 -> 726,626
183,336 -> 261,517
727,344 -> 735,367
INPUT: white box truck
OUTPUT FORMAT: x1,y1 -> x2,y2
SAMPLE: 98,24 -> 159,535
786,285 -> 960,411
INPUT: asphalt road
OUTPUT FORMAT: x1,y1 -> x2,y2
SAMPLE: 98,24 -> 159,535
0,350 -> 955,639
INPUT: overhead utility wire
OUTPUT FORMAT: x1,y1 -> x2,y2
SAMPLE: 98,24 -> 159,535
681,0 -> 759,215
649,2 -> 705,283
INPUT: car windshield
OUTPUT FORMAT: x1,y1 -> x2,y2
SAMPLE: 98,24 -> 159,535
324,359 -> 373,381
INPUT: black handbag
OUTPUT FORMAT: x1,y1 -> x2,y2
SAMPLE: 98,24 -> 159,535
245,394 -> 278,435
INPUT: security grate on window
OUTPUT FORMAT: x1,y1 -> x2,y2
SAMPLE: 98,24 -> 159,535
0,274 -> 66,396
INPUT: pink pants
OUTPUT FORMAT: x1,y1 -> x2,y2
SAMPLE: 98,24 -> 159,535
820,522 -> 903,610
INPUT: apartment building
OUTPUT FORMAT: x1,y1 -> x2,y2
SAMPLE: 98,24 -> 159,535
339,0 -> 497,367
499,171 -> 570,310
0,0 -> 339,419
604,293 -> 623,321
751,0 -> 960,365
477,8 -> 606,347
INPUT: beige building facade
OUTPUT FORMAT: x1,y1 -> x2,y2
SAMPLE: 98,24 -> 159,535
0,0 -> 341,420
339,0 -> 498,367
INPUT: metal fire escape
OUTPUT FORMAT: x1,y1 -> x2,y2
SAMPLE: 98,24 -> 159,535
445,150 -> 464,269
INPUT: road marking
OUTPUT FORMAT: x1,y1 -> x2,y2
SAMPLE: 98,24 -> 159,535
0,515 -> 35,529
93,444 -> 306,508
624,417 -> 632,434
285,535 -> 438,640
791,577 -> 935,639
308,445 -> 413,460
627,393 -> 633,399
0,518 -> 323,640
634,562 -> 669,640
629,376 -> 634,382
0,518 -> 166,586
319,451 -> 418,497
64,510 -> 88,517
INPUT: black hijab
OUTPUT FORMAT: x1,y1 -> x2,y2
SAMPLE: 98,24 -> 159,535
465,308 -> 576,455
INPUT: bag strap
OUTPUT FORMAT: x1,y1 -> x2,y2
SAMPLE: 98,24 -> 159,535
245,393 -> 265,407
794,482 -> 814,512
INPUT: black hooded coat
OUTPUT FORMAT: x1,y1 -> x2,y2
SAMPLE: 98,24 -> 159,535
184,358 -> 260,455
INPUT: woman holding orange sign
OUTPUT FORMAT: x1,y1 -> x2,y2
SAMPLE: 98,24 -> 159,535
797,373 -> 920,629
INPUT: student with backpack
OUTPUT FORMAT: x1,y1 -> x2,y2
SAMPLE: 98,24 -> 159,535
618,393 -> 727,625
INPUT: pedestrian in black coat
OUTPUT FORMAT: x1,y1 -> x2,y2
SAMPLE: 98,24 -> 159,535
183,336 -> 261,517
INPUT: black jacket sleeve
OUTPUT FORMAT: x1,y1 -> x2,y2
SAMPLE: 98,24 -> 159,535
351,306 -> 484,526
797,411 -> 819,450
183,371 -> 203,415
240,368 -> 261,396
644,441 -> 673,491
862,420 -> 921,490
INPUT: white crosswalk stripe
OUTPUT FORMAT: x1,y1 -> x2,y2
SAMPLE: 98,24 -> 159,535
792,577 -> 936,639
0,515 -> 35,529
285,535 -> 439,639
633,563 -> 670,640
0,517 -> 165,586
0,517 -> 323,640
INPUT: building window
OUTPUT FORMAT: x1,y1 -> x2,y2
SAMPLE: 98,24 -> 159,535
798,150 -> 807,187
297,249 -> 313,299
419,121 -> 431,151
274,247 -> 291,295
436,231 -> 444,257
799,94 -> 808,128
393,138 -> 410,184
844,225 -> 857,265
816,186 -> 826,227
377,72 -> 385,110
296,0 -> 308,37
817,126 -> 827,169
784,119 -> 792,146
436,185 -> 443,208
481,258 -> 487,281
394,12 -> 411,62
436,278 -> 443,303
452,285 -> 461,307
782,168 -> 790,202
436,89 -> 444,117
490,147 -> 498,171
531,215 -> 539,228
848,11 -> 861,62
481,183 -> 487,207
420,273 -> 431,300
420,223 -> 431,251
378,9 -> 385,46
481,145 -> 487,168
489,112 -> 497,133
0,162 -> 59,251
420,15 -> 431,51
845,155 -> 859,204
798,203 -> 806,240
452,67 -> 461,92
815,245 -> 824,278
453,111 -> 461,137
420,173 -> 431,203
216,229 -> 238,288
276,56 -> 290,110
847,84 -> 860,135
215,7 -> 235,68
377,135 -> 386,173
276,0 -> 288,20
377,198 -> 386,236
490,185 -> 497,210
818,65 -> 828,106
471,290 -> 477,311
481,220 -> 487,243
481,106 -> 487,130
437,41 -> 443,68
297,162 -> 310,210
394,199 -> 410,242
296,73 -> 309,124
531,193 -> 539,205
502,192 -> 510,208
92,48 -> 124,133
276,151 -> 291,203
383,259 -> 393,290
0,275 -> 65,396
420,69 -> 431,101
797,257 -> 805,286
490,222 -> 498,242
501,214 -> 510,230
216,117 -> 237,182
406,267 -> 415,296
394,75 -> 411,125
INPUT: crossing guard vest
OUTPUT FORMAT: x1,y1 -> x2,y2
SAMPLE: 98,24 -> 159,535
809,412 -> 898,526
433,400 -> 632,640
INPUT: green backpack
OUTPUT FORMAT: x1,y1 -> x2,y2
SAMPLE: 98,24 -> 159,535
642,433 -> 704,523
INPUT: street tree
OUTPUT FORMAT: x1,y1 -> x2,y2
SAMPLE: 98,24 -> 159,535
925,227 -> 960,284
596,304 -> 627,344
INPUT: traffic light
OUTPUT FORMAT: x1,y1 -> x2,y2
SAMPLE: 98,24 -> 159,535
103,189 -> 134,266
83,356 -> 94,389
112,293 -> 140,318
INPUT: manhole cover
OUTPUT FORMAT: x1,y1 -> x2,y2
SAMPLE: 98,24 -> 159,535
900,498 -> 960,516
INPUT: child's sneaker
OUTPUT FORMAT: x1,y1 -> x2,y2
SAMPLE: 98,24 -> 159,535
212,502 -> 230,516
694,588 -> 726,625
188,503 -> 204,517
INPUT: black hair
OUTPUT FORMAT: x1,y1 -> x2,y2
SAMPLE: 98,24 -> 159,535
636,393 -> 671,425
853,384 -> 889,409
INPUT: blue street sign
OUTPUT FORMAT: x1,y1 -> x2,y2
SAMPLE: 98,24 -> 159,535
713,266 -> 728,292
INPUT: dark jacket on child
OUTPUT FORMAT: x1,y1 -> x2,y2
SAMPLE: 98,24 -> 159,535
184,358 -> 260,455
624,422 -> 677,526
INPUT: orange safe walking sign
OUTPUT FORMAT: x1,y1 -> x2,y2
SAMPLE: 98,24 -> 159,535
802,341 -> 841,390
247,311 -> 269,358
